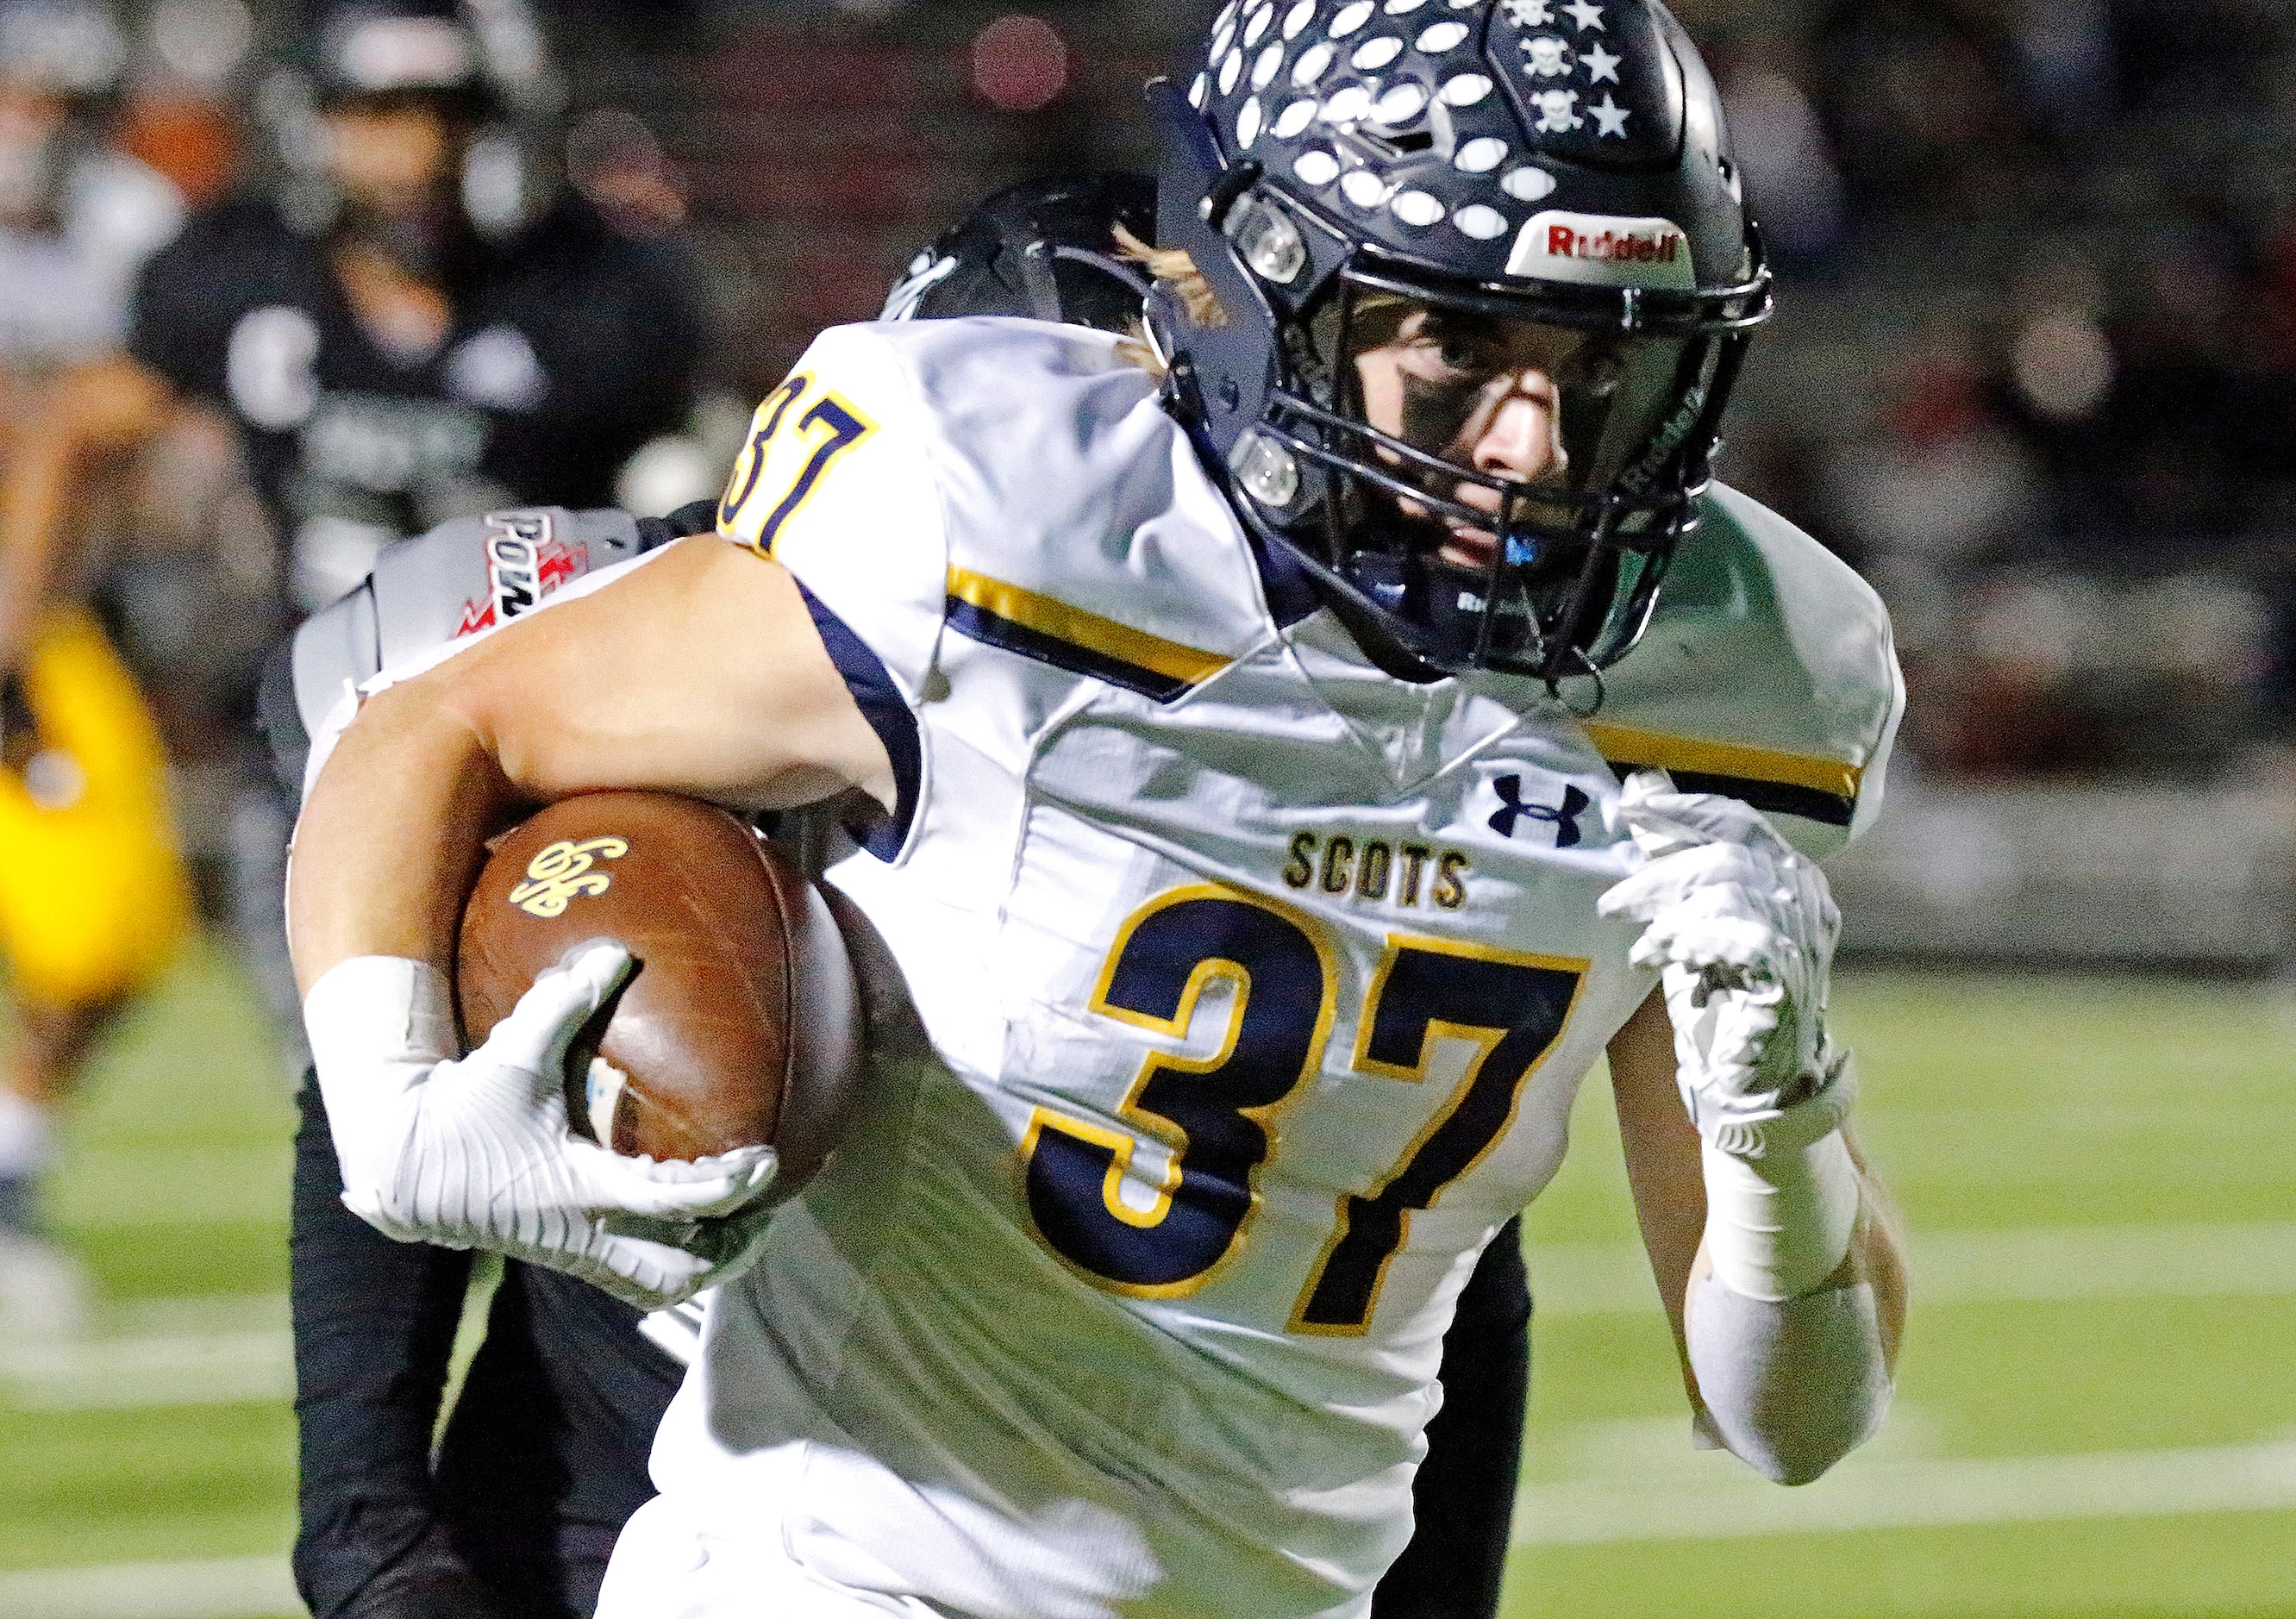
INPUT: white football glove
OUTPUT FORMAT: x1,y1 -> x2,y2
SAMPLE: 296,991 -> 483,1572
304,941 -> 779,1310
1597,772 -> 1851,1157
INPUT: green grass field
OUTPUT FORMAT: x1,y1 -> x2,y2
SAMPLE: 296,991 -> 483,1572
3,942 -> 2291,1617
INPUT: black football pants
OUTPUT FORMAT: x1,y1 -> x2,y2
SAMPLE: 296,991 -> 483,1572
291,1079 -> 677,1619
291,1078 -> 1530,1619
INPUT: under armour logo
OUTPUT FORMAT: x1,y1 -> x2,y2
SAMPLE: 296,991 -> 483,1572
1488,777 -> 1590,847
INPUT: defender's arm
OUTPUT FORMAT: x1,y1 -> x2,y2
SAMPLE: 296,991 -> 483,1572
287,535 -> 891,992
0,357 -> 172,671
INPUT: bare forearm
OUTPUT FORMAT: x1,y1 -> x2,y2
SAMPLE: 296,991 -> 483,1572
286,539 -> 893,997
287,684 -> 512,994
0,419 -> 74,665
0,359 -> 169,666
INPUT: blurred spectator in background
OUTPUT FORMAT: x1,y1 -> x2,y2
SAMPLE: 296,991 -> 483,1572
0,0 -> 195,1338
0,0 -> 181,363
1717,34 -> 1845,267
1820,334 -> 2046,579
119,0 -> 254,209
1663,0 -> 2296,787
1805,0 -> 2042,220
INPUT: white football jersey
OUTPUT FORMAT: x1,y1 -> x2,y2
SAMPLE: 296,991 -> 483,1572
656,317 -> 1899,1619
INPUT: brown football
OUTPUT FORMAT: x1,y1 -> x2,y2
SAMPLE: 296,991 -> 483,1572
455,791 -> 863,1184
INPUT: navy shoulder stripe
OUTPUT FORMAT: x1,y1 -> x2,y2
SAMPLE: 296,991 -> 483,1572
797,579 -> 920,860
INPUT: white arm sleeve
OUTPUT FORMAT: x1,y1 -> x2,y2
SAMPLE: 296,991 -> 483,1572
1686,1267 -> 1892,1485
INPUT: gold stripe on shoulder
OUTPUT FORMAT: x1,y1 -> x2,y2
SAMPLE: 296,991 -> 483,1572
716,522 -> 769,559
1580,721 -> 1862,802
945,566 -> 1231,688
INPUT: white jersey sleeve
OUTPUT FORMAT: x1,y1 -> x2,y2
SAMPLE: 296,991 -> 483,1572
714,322 -> 950,713
1577,483 -> 1905,860
712,316 -> 1279,870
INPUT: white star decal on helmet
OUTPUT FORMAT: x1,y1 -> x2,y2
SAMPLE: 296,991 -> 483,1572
1562,0 -> 1605,30
1581,42 -> 1621,82
1590,91 -> 1630,135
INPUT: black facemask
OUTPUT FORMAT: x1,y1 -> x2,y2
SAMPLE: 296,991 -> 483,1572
1243,272 -> 1736,681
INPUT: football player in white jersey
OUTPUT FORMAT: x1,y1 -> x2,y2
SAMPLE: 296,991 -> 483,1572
288,3 -> 1910,1615
268,174 -> 1540,1619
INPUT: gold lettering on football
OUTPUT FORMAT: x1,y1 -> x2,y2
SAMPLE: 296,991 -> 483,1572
508,836 -> 630,918
1432,851 -> 1471,910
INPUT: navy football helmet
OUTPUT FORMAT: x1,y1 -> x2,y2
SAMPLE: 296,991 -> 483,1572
1150,0 -> 1770,682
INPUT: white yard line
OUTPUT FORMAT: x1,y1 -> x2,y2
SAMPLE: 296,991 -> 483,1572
0,1330 -> 291,1410
3,1223 -> 2291,1412
3,1447 -> 2290,1609
0,1297 -> 291,1411
1511,1439 -> 2296,1545
0,1554 -> 297,1619
1530,1222 -> 2296,1315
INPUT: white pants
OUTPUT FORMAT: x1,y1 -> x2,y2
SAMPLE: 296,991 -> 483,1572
597,1495 -> 948,1619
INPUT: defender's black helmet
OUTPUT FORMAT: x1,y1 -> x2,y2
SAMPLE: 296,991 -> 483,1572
1152,0 -> 1770,682
883,172 -> 1156,335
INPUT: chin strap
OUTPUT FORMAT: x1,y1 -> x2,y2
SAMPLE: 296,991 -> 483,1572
1548,644 -> 1605,715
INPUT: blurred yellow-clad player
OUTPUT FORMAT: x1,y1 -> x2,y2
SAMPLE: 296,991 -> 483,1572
0,0 -> 192,1335
0,609 -> 192,1329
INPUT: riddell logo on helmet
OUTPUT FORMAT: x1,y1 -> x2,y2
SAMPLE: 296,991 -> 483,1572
1506,210 -> 1697,291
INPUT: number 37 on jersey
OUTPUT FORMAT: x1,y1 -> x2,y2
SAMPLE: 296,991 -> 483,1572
717,371 -> 879,557
1020,885 -> 1585,1336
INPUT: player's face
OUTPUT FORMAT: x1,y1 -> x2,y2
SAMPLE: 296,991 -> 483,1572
1344,294 -> 1694,577
320,97 -> 458,216
1350,300 -> 1594,571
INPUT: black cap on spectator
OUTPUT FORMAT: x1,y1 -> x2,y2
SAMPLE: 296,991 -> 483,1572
305,0 -> 487,109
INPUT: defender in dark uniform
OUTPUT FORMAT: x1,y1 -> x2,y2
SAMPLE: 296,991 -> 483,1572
272,172 -> 1533,1619
130,157 -> 700,612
